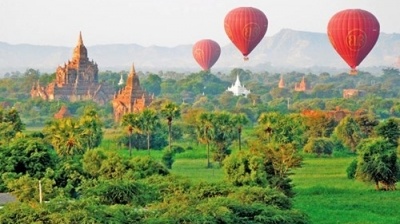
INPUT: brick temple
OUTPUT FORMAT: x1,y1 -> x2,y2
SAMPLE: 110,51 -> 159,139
112,63 -> 154,122
30,32 -> 114,105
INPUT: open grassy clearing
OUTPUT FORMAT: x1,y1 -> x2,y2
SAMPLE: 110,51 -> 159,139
291,157 -> 400,224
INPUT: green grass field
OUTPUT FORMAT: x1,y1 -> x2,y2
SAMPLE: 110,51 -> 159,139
127,146 -> 400,223
291,157 -> 400,224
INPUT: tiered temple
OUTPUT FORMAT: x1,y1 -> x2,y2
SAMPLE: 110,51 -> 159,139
278,75 -> 285,88
294,76 -> 309,92
30,32 -> 114,105
226,75 -> 250,97
112,64 -> 154,122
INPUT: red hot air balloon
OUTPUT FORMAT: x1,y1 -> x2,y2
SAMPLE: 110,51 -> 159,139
224,7 -> 268,60
192,39 -> 221,71
327,9 -> 380,75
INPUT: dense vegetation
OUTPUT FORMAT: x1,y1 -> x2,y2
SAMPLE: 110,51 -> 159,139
1,67 -> 400,223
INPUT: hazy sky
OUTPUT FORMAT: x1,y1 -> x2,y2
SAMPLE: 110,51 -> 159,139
0,0 -> 398,47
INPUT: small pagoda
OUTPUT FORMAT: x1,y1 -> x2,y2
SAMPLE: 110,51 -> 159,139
226,75 -> 250,97
294,76 -> 310,92
112,63 -> 154,122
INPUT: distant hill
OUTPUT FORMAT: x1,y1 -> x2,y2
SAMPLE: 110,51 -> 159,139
1,29 -> 399,75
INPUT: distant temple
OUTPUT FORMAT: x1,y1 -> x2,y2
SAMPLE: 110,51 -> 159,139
226,75 -> 250,97
30,32 -> 114,105
54,105 -> 71,119
112,64 -> 154,122
294,76 -> 309,92
118,74 -> 124,86
278,75 -> 285,88
302,107 -> 351,122
343,89 -> 366,99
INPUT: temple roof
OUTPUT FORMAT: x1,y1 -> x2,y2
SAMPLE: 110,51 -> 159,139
72,31 -> 88,63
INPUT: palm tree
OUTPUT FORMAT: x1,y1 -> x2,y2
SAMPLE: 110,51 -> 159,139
121,113 -> 142,157
196,112 -> 215,168
43,118 -> 84,157
79,108 -> 103,150
211,112 -> 237,164
139,109 -> 160,154
232,113 -> 249,151
161,102 -> 181,151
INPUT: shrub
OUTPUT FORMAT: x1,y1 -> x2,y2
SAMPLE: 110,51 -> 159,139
161,150 -> 174,169
303,137 -> 334,156
346,159 -> 357,179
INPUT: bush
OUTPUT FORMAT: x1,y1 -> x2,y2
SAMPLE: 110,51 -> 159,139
128,156 -> 169,179
303,137 -> 334,156
346,159 -> 357,179
161,150 -> 174,169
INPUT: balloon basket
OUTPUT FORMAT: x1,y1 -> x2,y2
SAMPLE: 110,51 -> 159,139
349,69 -> 358,75
243,56 -> 249,61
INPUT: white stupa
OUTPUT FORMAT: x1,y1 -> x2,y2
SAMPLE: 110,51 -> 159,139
118,74 -> 124,86
226,75 -> 250,97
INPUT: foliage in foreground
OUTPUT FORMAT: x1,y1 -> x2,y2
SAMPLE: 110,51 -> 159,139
0,175 -> 309,224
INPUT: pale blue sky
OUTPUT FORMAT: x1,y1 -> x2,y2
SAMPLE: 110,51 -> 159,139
0,0 -> 398,47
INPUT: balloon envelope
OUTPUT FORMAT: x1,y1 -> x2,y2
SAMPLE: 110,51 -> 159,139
224,7 -> 268,60
327,9 -> 380,74
192,39 -> 221,71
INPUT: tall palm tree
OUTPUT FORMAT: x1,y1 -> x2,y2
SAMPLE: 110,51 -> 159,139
139,109 -> 160,154
161,102 -> 181,151
79,108 -> 103,150
196,112 -> 215,168
232,113 -> 249,151
121,113 -> 142,157
211,112 -> 237,164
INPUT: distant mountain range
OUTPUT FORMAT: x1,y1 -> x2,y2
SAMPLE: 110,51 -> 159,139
1,29 -> 399,75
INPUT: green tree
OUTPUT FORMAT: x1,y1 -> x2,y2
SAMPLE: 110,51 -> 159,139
303,137 -> 334,156
376,118 -> 400,147
79,108 -> 103,150
97,152 -> 128,180
0,107 -> 25,143
43,118 -> 85,157
302,110 -> 336,139
231,113 -> 249,151
355,138 -> 398,190
82,149 -> 106,178
160,102 -> 181,152
3,174 -> 55,203
223,150 -> 267,187
197,112 -> 215,168
333,115 -> 363,152
141,73 -> 162,96
139,109 -> 160,153
257,112 -> 305,149
354,110 -> 379,138
210,112 -> 236,163
121,113 -> 142,157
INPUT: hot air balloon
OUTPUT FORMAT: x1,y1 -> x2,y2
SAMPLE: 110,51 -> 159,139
327,9 -> 380,75
224,7 -> 268,60
192,39 -> 221,71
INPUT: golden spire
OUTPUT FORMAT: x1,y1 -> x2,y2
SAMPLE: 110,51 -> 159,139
77,31 -> 83,46
72,31 -> 88,62
278,75 -> 285,88
130,63 -> 136,74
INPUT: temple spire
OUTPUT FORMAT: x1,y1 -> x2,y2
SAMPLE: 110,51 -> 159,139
72,31 -> 88,62
235,74 -> 241,86
77,31 -> 84,46
118,74 -> 124,86
130,63 -> 136,74
278,75 -> 285,88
